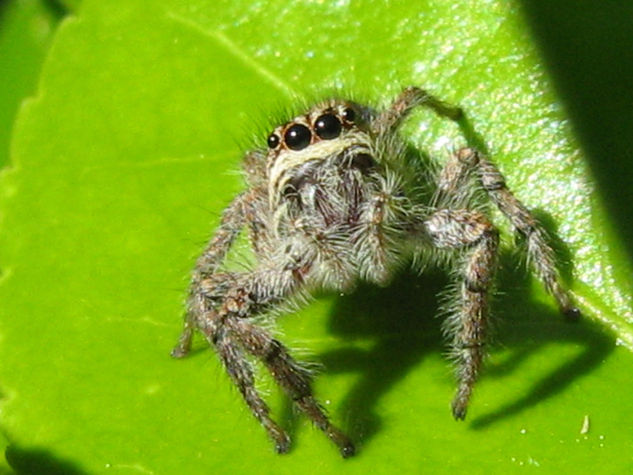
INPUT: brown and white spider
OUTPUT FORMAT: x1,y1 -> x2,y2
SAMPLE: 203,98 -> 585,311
171,87 -> 579,457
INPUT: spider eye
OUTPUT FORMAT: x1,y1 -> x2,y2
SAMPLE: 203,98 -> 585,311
342,107 -> 356,122
284,124 -> 312,151
314,113 -> 342,140
267,133 -> 280,149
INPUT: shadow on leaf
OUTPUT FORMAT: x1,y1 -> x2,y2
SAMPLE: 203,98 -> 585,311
317,246 -> 612,451
520,0 -> 633,265
5,445 -> 86,475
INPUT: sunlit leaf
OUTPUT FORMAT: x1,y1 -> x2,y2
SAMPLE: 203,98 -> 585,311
1,1 -> 631,473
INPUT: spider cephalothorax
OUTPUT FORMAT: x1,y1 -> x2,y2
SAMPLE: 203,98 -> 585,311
172,87 -> 579,458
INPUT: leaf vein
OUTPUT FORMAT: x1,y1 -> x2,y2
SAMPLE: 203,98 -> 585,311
165,11 -> 298,98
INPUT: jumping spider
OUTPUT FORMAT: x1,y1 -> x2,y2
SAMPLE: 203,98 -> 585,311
172,86 -> 579,457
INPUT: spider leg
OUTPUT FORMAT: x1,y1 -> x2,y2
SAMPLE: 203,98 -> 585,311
372,86 -> 463,133
424,209 -> 499,420
356,179 -> 409,284
438,147 -> 580,319
213,323 -> 291,453
357,190 -> 391,283
171,191 -> 249,358
228,318 -> 355,457
378,88 -> 578,319
191,253 -> 354,456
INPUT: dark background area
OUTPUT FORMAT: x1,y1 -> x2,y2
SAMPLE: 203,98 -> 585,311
520,0 -> 633,264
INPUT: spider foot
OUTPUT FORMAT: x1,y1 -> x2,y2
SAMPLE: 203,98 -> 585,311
563,306 -> 582,322
272,430 -> 291,455
451,394 -> 469,421
327,427 -> 356,458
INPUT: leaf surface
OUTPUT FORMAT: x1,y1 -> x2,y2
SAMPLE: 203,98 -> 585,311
1,1 -> 632,473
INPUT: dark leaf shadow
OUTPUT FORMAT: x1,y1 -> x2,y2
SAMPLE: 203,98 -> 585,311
519,0 -> 633,263
5,445 -> 86,475
315,246 -> 612,451
319,268 -> 447,446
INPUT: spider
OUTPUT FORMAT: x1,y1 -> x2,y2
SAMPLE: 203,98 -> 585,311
171,86 -> 580,457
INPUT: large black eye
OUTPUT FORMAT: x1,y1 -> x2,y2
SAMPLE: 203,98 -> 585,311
267,133 -> 280,149
343,108 -> 356,122
314,113 -> 342,140
284,124 -> 312,151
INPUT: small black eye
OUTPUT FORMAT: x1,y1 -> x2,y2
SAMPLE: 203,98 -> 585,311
343,108 -> 356,122
314,113 -> 342,140
267,133 -> 280,149
284,124 -> 312,151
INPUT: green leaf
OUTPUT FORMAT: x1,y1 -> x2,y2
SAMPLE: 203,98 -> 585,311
1,0 -> 632,473
0,0 -> 61,168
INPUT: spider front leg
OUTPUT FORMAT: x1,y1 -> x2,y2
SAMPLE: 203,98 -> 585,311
189,262 -> 355,457
171,191 -> 249,358
212,314 -> 291,453
357,180 -> 410,284
372,86 -> 463,134
226,316 -> 355,457
437,147 -> 580,319
380,87 -> 579,319
423,209 -> 499,420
